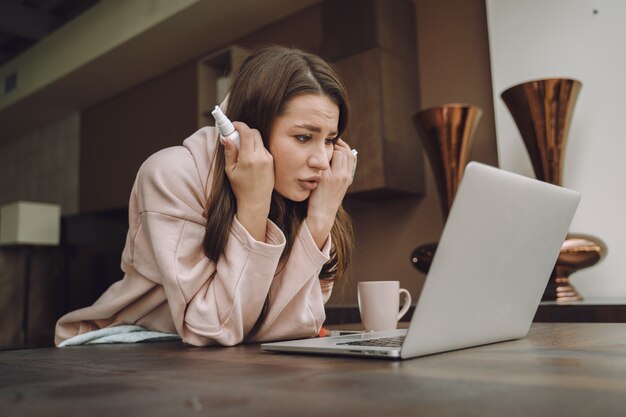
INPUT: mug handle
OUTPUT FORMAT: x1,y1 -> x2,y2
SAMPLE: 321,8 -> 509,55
397,288 -> 412,321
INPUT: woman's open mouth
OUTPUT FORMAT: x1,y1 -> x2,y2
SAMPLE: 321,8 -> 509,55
298,179 -> 319,190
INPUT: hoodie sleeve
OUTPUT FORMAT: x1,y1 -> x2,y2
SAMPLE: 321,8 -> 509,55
249,221 -> 335,342
135,146 -> 287,346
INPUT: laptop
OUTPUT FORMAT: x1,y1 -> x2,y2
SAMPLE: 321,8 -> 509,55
261,162 -> 581,359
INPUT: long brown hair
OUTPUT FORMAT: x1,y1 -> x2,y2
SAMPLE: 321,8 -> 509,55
203,45 -> 354,336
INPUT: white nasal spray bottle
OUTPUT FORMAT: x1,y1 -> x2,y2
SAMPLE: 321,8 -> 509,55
211,105 -> 240,149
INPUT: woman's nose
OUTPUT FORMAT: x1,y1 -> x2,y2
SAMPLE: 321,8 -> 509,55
308,144 -> 331,171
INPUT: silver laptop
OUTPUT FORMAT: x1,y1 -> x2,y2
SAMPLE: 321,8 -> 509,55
261,162 -> 580,359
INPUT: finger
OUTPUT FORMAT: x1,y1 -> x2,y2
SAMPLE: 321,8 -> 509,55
336,145 -> 354,179
331,146 -> 347,172
250,128 -> 264,153
335,138 -> 352,151
335,141 -> 353,170
232,122 -> 254,153
336,139 -> 357,174
223,137 -> 239,170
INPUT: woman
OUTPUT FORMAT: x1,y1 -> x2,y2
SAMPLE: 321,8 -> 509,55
55,45 -> 355,346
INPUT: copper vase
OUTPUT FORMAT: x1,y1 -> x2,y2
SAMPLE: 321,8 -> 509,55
501,78 -> 605,302
410,104 -> 482,273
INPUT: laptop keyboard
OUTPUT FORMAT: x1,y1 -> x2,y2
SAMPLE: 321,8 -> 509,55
337,335 -> 405,348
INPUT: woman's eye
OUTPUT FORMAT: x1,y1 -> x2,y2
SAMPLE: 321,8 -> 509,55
325,137 -> 339,145
295,135 -> 312,143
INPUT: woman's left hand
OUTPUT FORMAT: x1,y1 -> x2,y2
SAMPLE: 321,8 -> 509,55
306,138 -> 355,248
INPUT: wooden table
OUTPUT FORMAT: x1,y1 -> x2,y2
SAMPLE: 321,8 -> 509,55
2,323 -> 626,416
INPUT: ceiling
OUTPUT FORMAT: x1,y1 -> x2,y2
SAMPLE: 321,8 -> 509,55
0,0 -> 99,67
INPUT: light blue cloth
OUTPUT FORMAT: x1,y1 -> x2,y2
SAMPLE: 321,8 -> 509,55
58,325 -> 181,347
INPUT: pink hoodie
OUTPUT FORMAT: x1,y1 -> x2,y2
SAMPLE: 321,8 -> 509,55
55,127 -> 333,346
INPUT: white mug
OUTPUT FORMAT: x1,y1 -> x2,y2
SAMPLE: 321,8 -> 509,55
358,281 -> 412,332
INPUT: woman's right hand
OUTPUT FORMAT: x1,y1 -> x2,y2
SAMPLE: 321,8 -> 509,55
223,122 -> 274,240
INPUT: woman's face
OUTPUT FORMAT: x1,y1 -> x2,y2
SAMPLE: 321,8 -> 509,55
269,94 -> 340,202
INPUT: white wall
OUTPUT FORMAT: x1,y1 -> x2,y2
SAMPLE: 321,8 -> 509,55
486,0 -> 626,297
